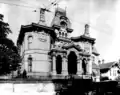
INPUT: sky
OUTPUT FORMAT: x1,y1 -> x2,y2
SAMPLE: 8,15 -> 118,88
0,0 -> 119,62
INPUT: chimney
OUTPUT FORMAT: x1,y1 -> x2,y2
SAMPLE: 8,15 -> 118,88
98,60 -> 101,65
0,14 -> 4,21
38,8 -> 46,25
102,59 -> 105,64
118,59 -> 120,64
84,24 -> 90,37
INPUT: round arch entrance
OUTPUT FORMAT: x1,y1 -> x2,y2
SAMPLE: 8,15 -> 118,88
56,55 -> 62,74
68,51 -> 77,74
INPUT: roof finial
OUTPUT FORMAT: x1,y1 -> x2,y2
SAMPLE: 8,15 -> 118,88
84,24 -> 90,37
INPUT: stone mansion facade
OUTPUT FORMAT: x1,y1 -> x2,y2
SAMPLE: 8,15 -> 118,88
17,7 -> 100,79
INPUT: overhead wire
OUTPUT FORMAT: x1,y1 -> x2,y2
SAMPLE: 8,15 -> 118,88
0,1 -> 40,9
0,0 -> 107,34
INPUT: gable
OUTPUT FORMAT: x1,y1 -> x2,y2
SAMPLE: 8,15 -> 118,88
100,62 -> 120,74
110,65 -> 120,71
100,62 -> 119,70
62,43 -> 82,51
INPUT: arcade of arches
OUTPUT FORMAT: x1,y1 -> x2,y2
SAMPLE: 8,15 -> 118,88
52,51 -> 90,75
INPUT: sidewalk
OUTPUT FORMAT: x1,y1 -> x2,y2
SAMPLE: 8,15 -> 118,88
0,83 -> 56,95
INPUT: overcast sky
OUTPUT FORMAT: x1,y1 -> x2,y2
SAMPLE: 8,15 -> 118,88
0,0 -> 119,62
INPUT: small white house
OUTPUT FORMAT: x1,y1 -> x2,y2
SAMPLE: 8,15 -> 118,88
100,62 -> 120,81
92,63 -> 100,82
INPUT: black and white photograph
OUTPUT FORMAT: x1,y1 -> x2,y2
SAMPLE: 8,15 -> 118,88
0,0 -> 120,95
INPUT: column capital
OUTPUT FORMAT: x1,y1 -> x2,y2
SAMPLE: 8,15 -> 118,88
52,52 -> 56,57
87,58 -> 90,61
77,55 -> 82,60
87,56 -> 92,61
63,53 -> 67,58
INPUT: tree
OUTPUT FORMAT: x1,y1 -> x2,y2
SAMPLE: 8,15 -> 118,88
0,14 -> 12,38
0,14 -> 21,75
0,38 -> 21,75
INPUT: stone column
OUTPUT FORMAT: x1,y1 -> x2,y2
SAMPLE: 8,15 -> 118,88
77,56 -> 82,75
87,57 -> 92,75
62,54 -> 68,76
48,55 -> 52,73
52,52 -> 56,75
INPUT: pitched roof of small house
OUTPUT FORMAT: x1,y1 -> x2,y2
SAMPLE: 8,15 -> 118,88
92,63 -> 100,69
99,61 -> 119,70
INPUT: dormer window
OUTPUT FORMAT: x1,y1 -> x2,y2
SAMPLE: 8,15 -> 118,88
59,32 -> 61,36
28,35 -> 33,49
65,33 -> 67,37
62,32 -> 64,37
60,21 -> 67,28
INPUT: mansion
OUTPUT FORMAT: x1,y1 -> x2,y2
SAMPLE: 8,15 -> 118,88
17,7 -> 100,79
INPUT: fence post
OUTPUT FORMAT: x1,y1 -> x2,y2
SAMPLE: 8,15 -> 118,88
13,82 -> 14,92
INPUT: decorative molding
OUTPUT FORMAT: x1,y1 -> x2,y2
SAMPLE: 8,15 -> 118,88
63,53 -> 66,58
24,60 -> 50,62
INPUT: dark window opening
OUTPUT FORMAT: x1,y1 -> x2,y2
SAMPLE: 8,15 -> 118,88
28,55 -> 32,72
60,21 -> 67,28
62,32 -> 64,37
68,51 -> 77,74
28,35 -> 33,49
59,32 -> 61,36
56,55 -> 62,74
65,33 -> 67,37
82,58 -> 87,74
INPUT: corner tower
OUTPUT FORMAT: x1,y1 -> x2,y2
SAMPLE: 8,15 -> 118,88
17,8 -> 56,77
51,7 -> 72,38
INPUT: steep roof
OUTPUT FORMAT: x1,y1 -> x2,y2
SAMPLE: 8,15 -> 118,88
71,35 -> 95,45
92,46 -> 100,56
92,63 -> 100,69
17,23 -> 55,45
99,62 -> 119,70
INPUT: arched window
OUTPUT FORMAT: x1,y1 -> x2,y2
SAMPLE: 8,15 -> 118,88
28,35 -> 33,49
59,32 -> 61,36
28,55 -> 33,72
65,33 -> 67,37
62,32 -> 64,37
